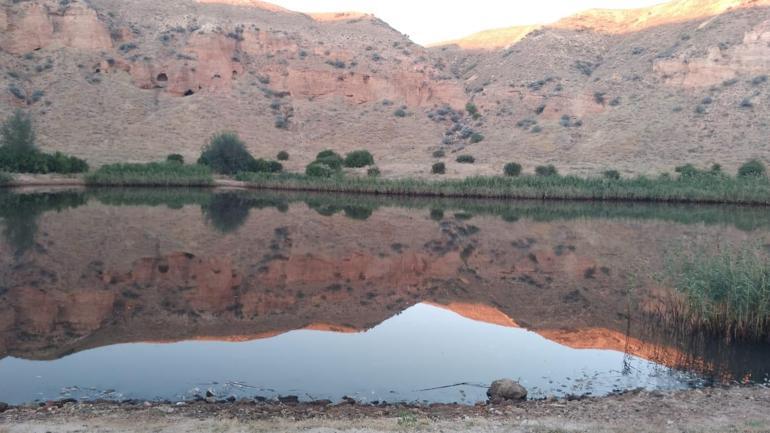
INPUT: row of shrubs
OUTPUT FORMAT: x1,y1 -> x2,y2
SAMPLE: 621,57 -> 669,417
305,149 -> 376,178
430,159 -> 767,179
0,111 -> 88,174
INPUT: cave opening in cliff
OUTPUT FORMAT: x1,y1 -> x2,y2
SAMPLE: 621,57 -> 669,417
157,73 -> 168,82
183,89 -> 195,96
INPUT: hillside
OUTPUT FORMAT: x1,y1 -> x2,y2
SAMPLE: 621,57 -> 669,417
1,0 -> 770,177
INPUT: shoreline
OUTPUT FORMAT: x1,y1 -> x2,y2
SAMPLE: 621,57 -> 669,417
1,386 -> 769,432
4,174 -> 770,207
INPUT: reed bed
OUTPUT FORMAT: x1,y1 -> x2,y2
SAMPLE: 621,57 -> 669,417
86,162 -> 213,187
664,246 -> 770,342
0,172 -> 11,185
235,172 -> 770,205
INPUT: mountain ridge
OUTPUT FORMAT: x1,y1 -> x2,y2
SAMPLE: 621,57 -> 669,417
0,0 -> 769,177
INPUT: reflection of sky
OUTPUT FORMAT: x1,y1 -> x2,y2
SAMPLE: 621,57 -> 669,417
0,304 -> 694,404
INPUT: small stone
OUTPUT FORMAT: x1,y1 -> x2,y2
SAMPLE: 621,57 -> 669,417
487,379 -> 528,403
278,395 -> 299,404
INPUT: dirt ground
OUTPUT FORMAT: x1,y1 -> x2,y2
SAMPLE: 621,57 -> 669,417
2,386 -> 769,433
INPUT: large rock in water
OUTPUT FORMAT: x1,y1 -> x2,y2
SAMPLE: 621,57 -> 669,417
487,379 -> 528,402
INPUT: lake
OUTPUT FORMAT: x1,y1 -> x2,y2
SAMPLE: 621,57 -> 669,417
0,188 -> 768,404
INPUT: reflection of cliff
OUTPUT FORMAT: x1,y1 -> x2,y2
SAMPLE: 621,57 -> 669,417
0,190 -> 768,382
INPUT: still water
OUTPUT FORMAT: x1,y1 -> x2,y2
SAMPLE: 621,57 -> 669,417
0,189 -> 768,404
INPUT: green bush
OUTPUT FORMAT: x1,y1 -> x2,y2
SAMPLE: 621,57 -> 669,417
535,165 -> 559,177
344,150 -> 375,168
603,170 -> 621,180
431,162 -> 446,174
306,162 -> 334,177
469,133 -> 485,144
277,151 -> 289,161
166,154 -> 184,164
503,162 -> 522,177
198,132 -> 256,175
465,102 -> 480,119
316,155 -> 343,170
249,159 -> 283,173
316,150 -> 339,159
432,150 -> 445,158
738,159 -> 767,178
675,164 -> 700,178
394,108 -> 407,118
456,155 -> 475,164
367,166 -> 381,177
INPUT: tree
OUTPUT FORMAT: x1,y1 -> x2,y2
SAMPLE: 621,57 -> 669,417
1,110 -> 36,153
198,132 -> 256,175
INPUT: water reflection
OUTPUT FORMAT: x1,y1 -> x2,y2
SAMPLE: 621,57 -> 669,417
0,188 -> 768,404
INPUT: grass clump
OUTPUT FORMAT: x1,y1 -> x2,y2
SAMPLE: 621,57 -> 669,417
344,150 -> 375,168
86,162 -> 213,186
456,155 -> 475,164
0,110 -> 88,174
503,162 -> 522,177
603,170 -> 621,180
367,166 -> 381,177
431,162 -> 446,175
277,151 -> 289,161
665,245 -> 770,342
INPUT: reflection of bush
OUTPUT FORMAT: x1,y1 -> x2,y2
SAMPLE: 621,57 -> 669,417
0,191 -> 86,255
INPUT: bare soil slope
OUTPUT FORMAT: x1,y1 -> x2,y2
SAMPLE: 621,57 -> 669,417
1,0 -> 770,177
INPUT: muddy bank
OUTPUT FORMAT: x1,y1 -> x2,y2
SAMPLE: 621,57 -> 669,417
1,387 -> 769,432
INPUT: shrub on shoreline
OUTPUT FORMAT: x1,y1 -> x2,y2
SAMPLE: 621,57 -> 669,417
738,159 -> 767,178
344,150 -> 375,168
504,163 -> 522,177
306,162 -> 334,177
277,151 -> 289,161
431,162 -> 446,175
198,132 -> 254,175
0,111 -> 88,174
166,154 -> 184,164
603,170 -> 621,180
535,165 -> 558,177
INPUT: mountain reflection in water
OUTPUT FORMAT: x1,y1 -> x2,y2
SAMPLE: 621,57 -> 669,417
0,189 -> 769,404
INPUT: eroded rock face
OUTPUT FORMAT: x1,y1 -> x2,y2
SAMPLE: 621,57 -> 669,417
654,20 -> 770,87
0,0 -> 111,54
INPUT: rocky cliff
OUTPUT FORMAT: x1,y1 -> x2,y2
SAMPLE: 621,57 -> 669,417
1,0 -> 770,176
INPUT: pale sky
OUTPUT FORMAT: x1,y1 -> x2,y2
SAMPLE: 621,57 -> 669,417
270,0 -> 668,45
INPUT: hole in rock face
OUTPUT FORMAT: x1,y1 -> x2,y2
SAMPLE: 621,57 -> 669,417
156,73 -> 168,82
232,70 -> 238,78
183,89 -> 194,96
213,74 -> 221,79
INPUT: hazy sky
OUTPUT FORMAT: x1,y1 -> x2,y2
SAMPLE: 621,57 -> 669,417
270,0 -> 667,45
